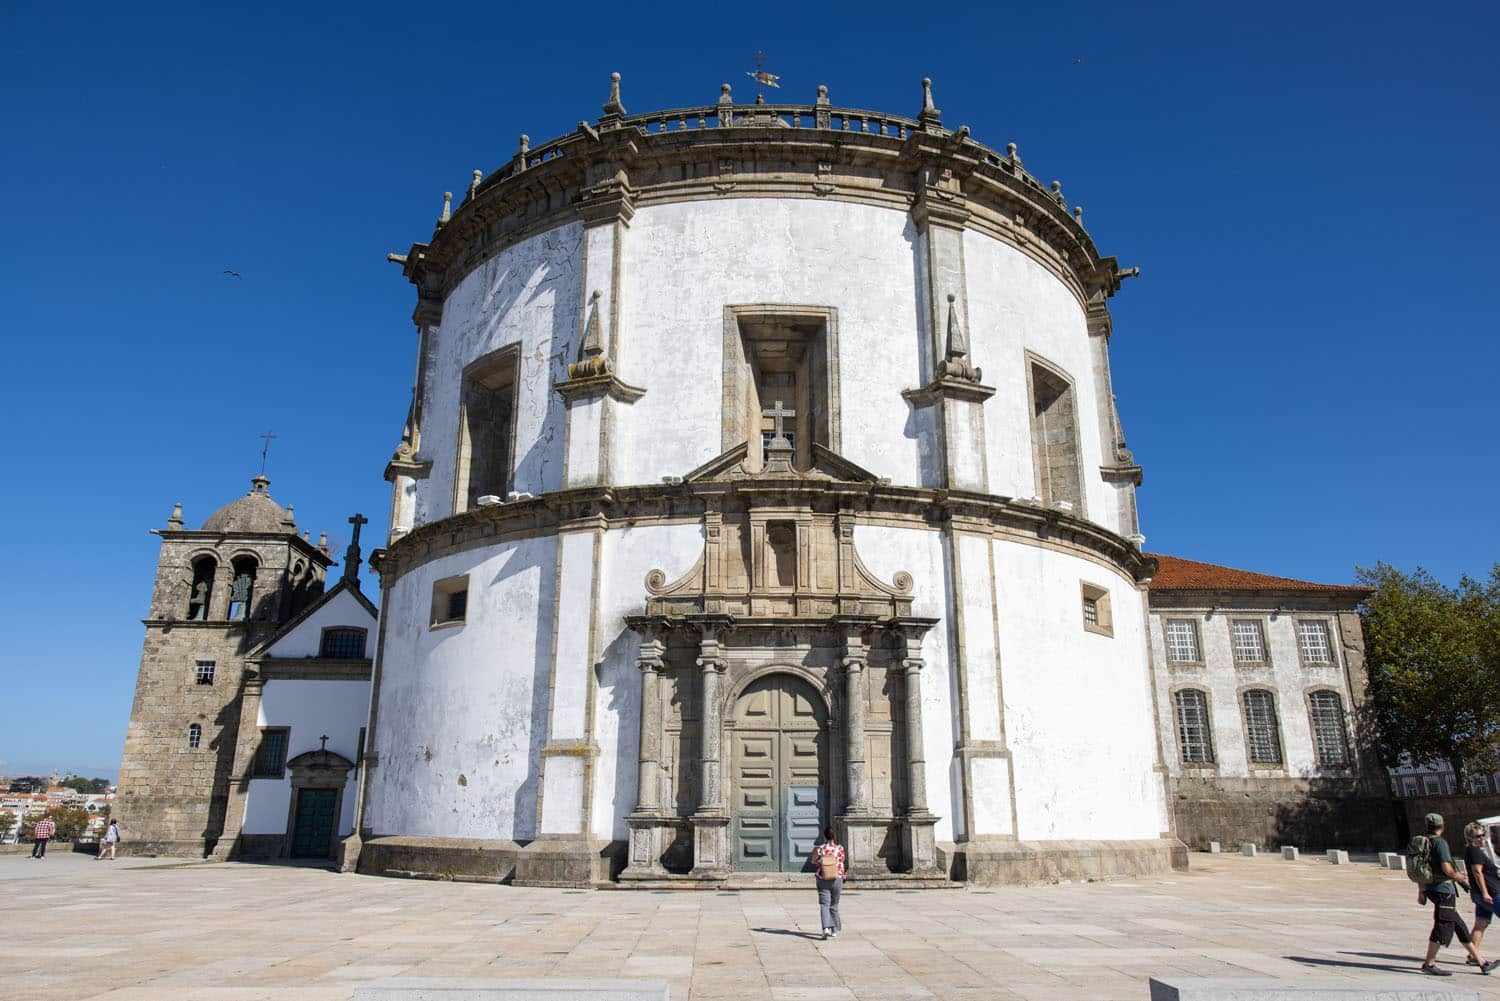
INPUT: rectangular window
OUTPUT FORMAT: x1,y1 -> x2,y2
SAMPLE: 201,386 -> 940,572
431,575 -> 469,628
253,728 -> 290,779
1308,691 -> 1350,768
1164,620 -> 1201,663
1082,597 -> 1098,624
729,307 -> 837,476
1241,690 -> 1283,765
1173,689 -> 1214,764
1028,356 -> 1083,515
1297,620 -> 1333,665
1080,582 -> 1112,637
455,349 -> 518,514
1423,775 -> 1441,796
1231,620 -> 1267,664
195,660 -> 216,685
319,627 -> 367,659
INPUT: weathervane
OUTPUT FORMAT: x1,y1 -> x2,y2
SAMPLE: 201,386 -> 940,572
258,430 -> 278,474
746,50 -> 780,102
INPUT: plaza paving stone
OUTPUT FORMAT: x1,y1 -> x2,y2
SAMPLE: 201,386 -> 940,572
5,851 -> 1500,1000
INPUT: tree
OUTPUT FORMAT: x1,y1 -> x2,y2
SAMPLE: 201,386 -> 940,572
46,806 -> 91,840
0,811 -> 14,840
58,776 -> 111,795
1361,562 -> 1500,783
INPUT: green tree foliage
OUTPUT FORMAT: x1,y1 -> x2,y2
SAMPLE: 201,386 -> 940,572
46,806 -> 91,840
1361,562 -> 1500,782
0,811 -> 15,839
58,776 -> 111,794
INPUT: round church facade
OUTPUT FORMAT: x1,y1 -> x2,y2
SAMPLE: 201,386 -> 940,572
358,77 -> 1178,885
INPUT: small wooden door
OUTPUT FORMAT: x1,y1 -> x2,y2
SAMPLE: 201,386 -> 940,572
290,787 -> 337,858
731,674 -> 826,872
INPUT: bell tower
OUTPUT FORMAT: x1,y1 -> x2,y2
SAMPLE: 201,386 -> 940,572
116,476 -> 335,856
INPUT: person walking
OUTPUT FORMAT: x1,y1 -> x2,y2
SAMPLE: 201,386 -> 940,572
1465,821 -> 1499,959
1414,813 -> 1495,976
30,816 -> 55,859
97,820 -> 120,861
811,826 -> 845,940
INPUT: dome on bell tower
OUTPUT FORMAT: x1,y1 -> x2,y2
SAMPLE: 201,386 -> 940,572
200,475 -> 296,534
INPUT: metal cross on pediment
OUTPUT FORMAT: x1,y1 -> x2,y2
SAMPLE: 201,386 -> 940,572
763,399 -> 795,446
319,734 -> 329,751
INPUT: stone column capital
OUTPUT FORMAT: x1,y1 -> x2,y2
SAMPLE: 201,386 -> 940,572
695,656 -> 726,674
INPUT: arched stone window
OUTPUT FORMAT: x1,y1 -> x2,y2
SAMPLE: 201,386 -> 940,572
186,556 -> 216,620
1026,355 -> 1083,515
187,723 -> 202,749
1173,688 -> 1214,765
1308,690 -> 1350,768
1240,689 -> 1283,765
227,556 -> 257,621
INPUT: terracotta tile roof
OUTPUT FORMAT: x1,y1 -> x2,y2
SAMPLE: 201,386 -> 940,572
1147,554 -> 1370,594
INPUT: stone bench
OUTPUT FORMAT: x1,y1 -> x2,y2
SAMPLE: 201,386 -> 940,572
1149,976 -> 1479,1000
355,979 -> 670,1001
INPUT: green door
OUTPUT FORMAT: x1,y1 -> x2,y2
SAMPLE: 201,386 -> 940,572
731,674 -> 826,872
290,787 -> 338,858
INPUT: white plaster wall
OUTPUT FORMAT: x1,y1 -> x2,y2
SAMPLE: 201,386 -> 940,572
994,541 -> 1164,839
261,588 -> 376,659
963,233 -> 1111,529
366,537 -> 556,841
617,200 -> 926,486
590,522 -> 705,841
241,679 -> 370,836
852,523 -> 957,843
414,223 -> 583,526
1149,608 -> 1357,779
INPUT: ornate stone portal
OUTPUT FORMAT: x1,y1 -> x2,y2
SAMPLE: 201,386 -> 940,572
619,434 -> 939,882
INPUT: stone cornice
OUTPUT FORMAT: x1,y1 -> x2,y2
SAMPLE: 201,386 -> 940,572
399,99 -> 1132,315
373,479 -> 1155,589
252,658 -> 373,682
151,529 -> 336,566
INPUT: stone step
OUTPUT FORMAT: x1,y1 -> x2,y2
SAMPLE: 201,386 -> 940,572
598,872 -> 958,891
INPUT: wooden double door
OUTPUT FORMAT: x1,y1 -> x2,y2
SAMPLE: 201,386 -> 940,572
731,673 -> 827,872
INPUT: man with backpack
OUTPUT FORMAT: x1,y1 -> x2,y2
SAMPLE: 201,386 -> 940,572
1410,812 -> 1496,976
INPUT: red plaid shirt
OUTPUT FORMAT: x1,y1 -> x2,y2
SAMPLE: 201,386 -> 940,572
32,818 -> 55,839
813,841 -> 845,878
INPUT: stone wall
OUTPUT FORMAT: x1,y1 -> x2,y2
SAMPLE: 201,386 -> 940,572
1171,776 -> 1398,851
1394,794 -> 1500,844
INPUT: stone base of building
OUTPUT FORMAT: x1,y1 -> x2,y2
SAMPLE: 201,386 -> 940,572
513,837 -> 621,887
357,836 -> 525,883
1170,777 -> 1397,852
119,838 -> 210,858
949,837 -> 1187,885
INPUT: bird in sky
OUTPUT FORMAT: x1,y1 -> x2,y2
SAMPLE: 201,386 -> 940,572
223,269 -> 241,279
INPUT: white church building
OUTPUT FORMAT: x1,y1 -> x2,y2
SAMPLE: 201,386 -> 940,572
120,76 -> 1390,882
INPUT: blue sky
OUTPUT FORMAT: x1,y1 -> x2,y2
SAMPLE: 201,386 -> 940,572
1,1 -> 1495,778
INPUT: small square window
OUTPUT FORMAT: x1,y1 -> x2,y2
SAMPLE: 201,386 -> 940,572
1164,620 -> 1201,663
431,575 -> 469,628
195,660 -> 216,685
1080,582 -> 1112,637
1297,620 -> 1333,665
1231,620 -> 1267,664
319,628 -> 367,659
253,728 -> 290,779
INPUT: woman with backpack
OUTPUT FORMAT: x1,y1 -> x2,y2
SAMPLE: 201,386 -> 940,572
810,826 -> 845,940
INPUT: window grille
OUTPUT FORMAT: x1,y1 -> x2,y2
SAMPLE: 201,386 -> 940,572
254,728 -> 289,778
1082,596 -> 1099,625
1165,620 -> 1200,662
187,723 -> 202,749
1297,621 -> 1333,664
1173,689 -> 1214,764
1231,620 -> 1267,663
319,628 -> 366,659
447,589 -> 467,622
1308,691 -> 1350,768
1241,689 -> 1282,765
194,660 -> 216,685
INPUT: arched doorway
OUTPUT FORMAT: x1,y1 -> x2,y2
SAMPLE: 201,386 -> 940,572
730,672 -> 828,872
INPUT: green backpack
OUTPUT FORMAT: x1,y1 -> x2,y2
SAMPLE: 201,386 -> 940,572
1406,834 -> 1434,885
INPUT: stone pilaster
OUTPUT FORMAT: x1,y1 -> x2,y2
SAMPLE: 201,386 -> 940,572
1086,295 -> 1143,540
842,632 -> 868,816
208,671 -> 263,861
690,620 -> 731,878
894,623 -> 941,874
620,623 -> 671,880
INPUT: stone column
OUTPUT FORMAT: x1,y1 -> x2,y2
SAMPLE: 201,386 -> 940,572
690,620 -> 730,879
621,622 -> 671,880
895,622 -> 942,874
838,623 -> 886,873
209,671 -> 264,861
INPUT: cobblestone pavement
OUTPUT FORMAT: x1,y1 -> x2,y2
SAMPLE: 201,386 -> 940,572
6,851 -> 1500,1000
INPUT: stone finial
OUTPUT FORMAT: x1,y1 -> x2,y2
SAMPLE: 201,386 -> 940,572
918,77 -> 942,131
568,291 -> 611,380
467,169 -> 482,202
1073,206 -> 1083,224
1050,180 -> 1065,206
317,531 -> 328,551
437,191 -> 452,226
816,84 -> 830,105
815,85 -> 832,129
936,293 -> 982,383
1006,142 -> 1023,169
343,512 -> 368,587
516,134 -> 530,167
719,83 -> 733,104
601,71 -> 627,117
281,504 -> 297,530
167,502 -> 184,530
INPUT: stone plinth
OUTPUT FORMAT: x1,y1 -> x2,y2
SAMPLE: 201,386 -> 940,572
1241,843 -> 1258,857
1209,841 -> 1222,854
1149,977 -> 1478,1000
1381,852 -> 1406,870
1280,846 -> 1298,861
955,837 -> 1185,884
355,978 -> 669,1001
360,836 -> 523,884
1326,849 -> 1350,864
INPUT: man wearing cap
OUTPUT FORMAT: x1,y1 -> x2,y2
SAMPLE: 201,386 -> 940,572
1420,813 -> 1495,976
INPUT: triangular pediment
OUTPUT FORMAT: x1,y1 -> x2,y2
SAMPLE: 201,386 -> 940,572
680,441 -> 888,485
